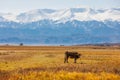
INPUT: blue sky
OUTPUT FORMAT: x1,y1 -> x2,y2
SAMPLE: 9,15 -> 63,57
0,0 -> 120,13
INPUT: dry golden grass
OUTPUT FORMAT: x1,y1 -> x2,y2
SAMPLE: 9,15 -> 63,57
0,46 -> 120,80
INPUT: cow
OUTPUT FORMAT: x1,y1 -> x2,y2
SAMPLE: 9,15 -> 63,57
64,51 -> 81,63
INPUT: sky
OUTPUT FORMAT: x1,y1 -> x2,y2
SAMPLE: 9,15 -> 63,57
0,0 -> 120,14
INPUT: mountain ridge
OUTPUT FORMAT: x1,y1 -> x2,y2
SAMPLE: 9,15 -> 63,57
0,7 -> 120,44
0,7 -> 120,23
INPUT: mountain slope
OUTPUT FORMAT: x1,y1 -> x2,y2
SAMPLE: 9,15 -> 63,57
0,7 -> 120,45
0,20 -> 120,44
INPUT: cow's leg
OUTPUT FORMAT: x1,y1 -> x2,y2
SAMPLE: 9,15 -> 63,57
64,58 -> 66,63
64,57 -> 67,63
74,58 -> 77,63
66,56 -> 69,63
64,56 -> 68,63
66,57 -> 69,63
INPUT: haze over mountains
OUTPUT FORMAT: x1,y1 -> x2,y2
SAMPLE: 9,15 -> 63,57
0,7 -> 120,45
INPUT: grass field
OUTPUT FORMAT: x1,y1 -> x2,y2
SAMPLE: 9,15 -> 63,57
0,46 -> 120,80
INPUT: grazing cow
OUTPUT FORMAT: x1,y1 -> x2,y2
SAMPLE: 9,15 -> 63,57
64,51 -> 81,63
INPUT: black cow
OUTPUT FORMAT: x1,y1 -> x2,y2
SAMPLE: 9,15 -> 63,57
64,51 -> 81,63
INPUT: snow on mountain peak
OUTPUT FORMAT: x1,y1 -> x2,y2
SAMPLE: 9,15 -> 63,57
0,16 -> 7,22
0,13 -> 17,22
0,7 -> 120,23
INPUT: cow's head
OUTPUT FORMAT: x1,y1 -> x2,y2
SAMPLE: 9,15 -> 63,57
77,53 -> 81,58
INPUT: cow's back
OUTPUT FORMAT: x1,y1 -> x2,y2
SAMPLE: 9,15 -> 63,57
65,51 -> 78,57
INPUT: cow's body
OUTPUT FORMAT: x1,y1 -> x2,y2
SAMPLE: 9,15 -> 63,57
64,51 -> 81,63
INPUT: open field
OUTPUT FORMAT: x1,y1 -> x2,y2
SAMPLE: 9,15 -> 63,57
0,46 -> 120,80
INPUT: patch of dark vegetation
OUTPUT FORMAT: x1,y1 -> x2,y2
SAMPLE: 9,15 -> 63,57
0,70 -> 11,80
0,51 -> 15,56
45,54 -> 56,58
17,67 -> 47,74
0,52 -> 9,55
75,43 -> 120,47
92,47 -> 106,49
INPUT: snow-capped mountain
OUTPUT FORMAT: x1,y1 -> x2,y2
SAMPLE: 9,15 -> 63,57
0,7 -> 120,44
0,13 -> 17,22
0,16 -> 6,22
0,7 -> 120,23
